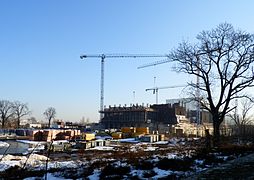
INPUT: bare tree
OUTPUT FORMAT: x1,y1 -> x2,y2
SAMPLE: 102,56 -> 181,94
28,117 -> 38,124
12,101 -> 31,128
0,100 -> 14,128
169,23 -> 254,144
229,98 -> 254,138
44,107 -> 56,128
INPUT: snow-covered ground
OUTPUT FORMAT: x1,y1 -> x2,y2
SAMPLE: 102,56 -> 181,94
0,154 -> 48,172
88,146 -> 114,151
0,141 -> 9,148
87,169 -> 100,180
119,138 -> 139,143
143,146 -> 158,151
1,137 -> 248,179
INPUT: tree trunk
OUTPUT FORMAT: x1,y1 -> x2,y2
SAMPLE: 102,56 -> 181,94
48,117 -> 52,128
213,115 -> 222,146
17,117 -> 20,129
239,124 -> 243,139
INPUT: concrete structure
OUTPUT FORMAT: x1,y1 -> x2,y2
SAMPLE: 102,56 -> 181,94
101,101 -> 214,137
171,122 -> 213,137
29,129 -> 81,141
100,103 -> 181,131
166,98 -> 213,124
100,104 -> 155,129
73,139 -> 109,149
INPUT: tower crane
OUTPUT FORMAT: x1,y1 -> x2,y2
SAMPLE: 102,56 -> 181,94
138,58 -> 201,125
80,53 -> 168,120
146,85 -> 186,104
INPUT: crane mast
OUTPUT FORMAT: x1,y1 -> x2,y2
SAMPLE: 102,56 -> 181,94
100,55 -> 105,121
80,53 -> 168,120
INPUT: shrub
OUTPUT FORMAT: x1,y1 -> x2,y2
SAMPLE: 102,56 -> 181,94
135,160 -> 154,170
100,164 -> 131,179
193,150 -> 226,166
157,157 -> 193,171
0,166 -> 45,179
58,166 -> 94,179
203,154 -> 225,165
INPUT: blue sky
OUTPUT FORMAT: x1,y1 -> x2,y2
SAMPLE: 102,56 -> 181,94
1,1 -> 254,122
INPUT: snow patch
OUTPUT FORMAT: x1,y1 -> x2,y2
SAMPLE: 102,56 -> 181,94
154,141 -> 168,145
130,169 -> 144,179
0,154 -> 48,171
119,138 -> 139,143
87,169 -> 100,180
47,161 -> 81,170
88,146 -> 114,151
153,167 -> 173,178
0,141 -> 9,147
144,146 -> 158,151
167,153 -> 178,159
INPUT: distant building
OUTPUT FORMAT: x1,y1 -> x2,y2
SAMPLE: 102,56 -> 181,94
29,123 -> 42,129
65,122 -> 79,129
20,117 -> 43,129
51,119 -> 65,129
100,104 -> 155,129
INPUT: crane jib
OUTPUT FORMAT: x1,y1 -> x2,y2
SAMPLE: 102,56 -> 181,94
80,54 -> 168,59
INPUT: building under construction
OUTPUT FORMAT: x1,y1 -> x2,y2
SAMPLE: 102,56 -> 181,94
100,103 -> 186,130
166,98 -> 213,124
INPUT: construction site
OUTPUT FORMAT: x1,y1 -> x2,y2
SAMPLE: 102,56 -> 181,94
79,53 -> 216,137
0,46 -> 252,180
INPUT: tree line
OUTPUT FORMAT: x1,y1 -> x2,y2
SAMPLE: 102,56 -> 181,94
0,100 -> 56,129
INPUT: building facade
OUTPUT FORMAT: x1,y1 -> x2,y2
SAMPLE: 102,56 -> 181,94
100,103 -> 182,129
167,98 -> 213,124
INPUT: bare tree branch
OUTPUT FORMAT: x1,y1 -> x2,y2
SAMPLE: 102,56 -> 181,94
0,100 -> 14,128
44,107 -> 56,128
13,101 -> 31,128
